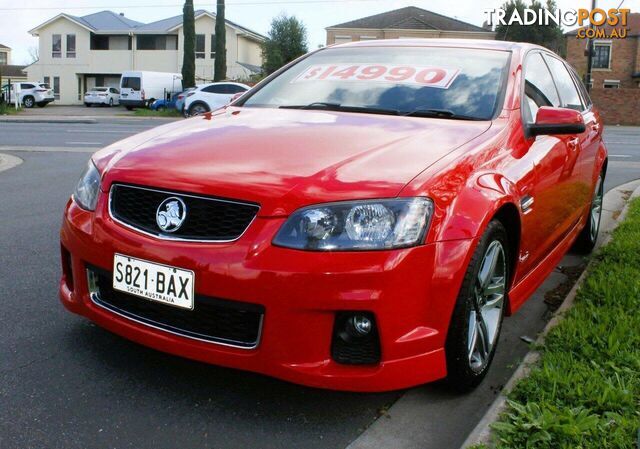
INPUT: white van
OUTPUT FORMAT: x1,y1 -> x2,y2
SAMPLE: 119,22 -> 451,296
119,71 -> 183,110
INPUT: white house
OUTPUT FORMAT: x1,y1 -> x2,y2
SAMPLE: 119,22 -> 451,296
26,10 -> 265,104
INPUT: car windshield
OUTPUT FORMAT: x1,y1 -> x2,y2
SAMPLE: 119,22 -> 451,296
92,87 -> 108,92
39,83 -> 50,89
242,46 -> 510,120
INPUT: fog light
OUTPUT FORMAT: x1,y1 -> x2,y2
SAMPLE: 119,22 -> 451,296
331,312 -> 381,365
351,315 -> 372,336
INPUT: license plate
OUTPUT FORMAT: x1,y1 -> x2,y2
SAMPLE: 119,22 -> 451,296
113,254 -> 195,310
121,93 -> 128,97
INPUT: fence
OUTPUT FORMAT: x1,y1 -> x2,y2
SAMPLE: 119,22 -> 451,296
590,88 -> 640,126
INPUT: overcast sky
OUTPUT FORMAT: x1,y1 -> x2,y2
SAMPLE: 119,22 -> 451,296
0,0 -> 636,65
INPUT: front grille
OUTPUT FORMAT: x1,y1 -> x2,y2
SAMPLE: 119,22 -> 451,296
88,267 -> 264,348
109,184 -> 259,241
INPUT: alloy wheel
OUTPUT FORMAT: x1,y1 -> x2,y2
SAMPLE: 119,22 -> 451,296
190,104 -> 208,116
467,240 -> 506,372
590,176 -> 604,242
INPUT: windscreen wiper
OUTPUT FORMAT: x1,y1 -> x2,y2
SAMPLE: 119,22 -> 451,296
402,108 -> 479,121
280,103 -> 401,116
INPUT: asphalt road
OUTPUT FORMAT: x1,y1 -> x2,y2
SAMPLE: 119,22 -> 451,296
0,120 -> 638,449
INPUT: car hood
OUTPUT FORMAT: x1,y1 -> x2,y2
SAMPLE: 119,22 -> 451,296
98,107 -> 491,216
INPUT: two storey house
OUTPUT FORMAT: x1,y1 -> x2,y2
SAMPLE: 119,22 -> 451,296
26,10 -> 265,104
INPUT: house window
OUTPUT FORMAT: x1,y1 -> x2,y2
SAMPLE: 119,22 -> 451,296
210,34 -> 216,59
53,76 -> 60,100
603,80 -> 620,88
78,76 -> 82,100
44,76 -> 50,86
90,34 -> 109,50
359,35 -> 377,40
592,43 -> 611,69
66,34 -> 76,58
196,34 -> 205,59
333,36 -> 352,44
0,52 -> 6,65
52,34 -> 62,58
137,35 -> 174,50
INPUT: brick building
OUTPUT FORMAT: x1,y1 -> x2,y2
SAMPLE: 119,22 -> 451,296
565,13 -> 640,89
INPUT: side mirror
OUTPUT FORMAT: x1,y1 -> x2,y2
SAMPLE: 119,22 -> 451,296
528,106 -> 586,137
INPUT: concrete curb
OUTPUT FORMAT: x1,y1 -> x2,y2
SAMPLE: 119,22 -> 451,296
0,117 -> 97,124
0,146 -> 95,153
460,179 -> 640,449
0,153 -> 23,173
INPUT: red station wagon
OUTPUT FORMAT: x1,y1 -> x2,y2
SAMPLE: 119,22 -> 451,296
60,40 -> 607,392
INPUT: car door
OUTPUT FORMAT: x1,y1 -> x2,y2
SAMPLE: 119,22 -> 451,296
543,55 -> 599,218
519,51 -> 578,270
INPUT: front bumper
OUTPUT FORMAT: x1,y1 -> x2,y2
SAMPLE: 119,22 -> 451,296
119,99 -> 145,107
60,194 -> 476,392
84,97 -> 109,105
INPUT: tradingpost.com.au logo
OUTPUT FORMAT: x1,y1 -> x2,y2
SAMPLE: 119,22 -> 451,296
484,7 -> 631,39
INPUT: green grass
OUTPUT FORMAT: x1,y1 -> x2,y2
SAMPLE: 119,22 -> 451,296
132,108 -> 182,118
490,198 -> 640,449
0,102 -> 22,115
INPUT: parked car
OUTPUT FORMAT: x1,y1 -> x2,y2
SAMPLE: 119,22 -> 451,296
84,87 -> 120,107
61,40 -> 607,392
119,71 -> 183,110
175,87 -> 196,114
183,82 -> 249,116
8,82 -> 55,108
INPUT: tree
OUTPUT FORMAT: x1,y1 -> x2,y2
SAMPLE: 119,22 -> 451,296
262,14 -> 308,75
214,0 -> 227,81
181,0 -> 196,88
27,46 -> 39,64
494,0 -> 564,55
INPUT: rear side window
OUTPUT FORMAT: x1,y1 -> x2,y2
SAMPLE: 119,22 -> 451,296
523,53 -> 559,123
202,84 -> 228,94
543,55 -> 584,111
227,85 -> 247,94
121,77 -> 141,90
21,83 -> 35,90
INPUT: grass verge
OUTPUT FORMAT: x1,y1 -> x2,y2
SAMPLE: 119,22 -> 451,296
132,108 -> 182,118
0,102 -> 22,115
490,197 -> 640,448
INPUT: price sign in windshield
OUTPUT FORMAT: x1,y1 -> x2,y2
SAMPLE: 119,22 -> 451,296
292,64 -> 459,89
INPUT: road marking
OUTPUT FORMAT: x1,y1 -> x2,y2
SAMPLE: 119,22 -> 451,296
65,141 -> 103,146
608,154 -> 632,158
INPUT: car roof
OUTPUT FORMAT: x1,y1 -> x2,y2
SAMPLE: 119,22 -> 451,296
198,82 -> 249,89
328,38 -> 544,52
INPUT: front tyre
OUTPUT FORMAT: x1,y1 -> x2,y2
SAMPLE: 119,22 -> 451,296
573,173 -> 604,254
445,220 -> 509,391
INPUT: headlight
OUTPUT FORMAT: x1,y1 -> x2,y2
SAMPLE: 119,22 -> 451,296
273,198 -> 434,251
73,160 -> 101,211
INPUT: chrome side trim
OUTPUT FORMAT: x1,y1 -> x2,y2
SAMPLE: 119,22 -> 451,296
520,195 -> 534,214
108,183 -> 260,243
90,291 -> 263,350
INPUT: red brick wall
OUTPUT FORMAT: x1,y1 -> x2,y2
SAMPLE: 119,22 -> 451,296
566,35 -> 640,89
590,88 -> 640,125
